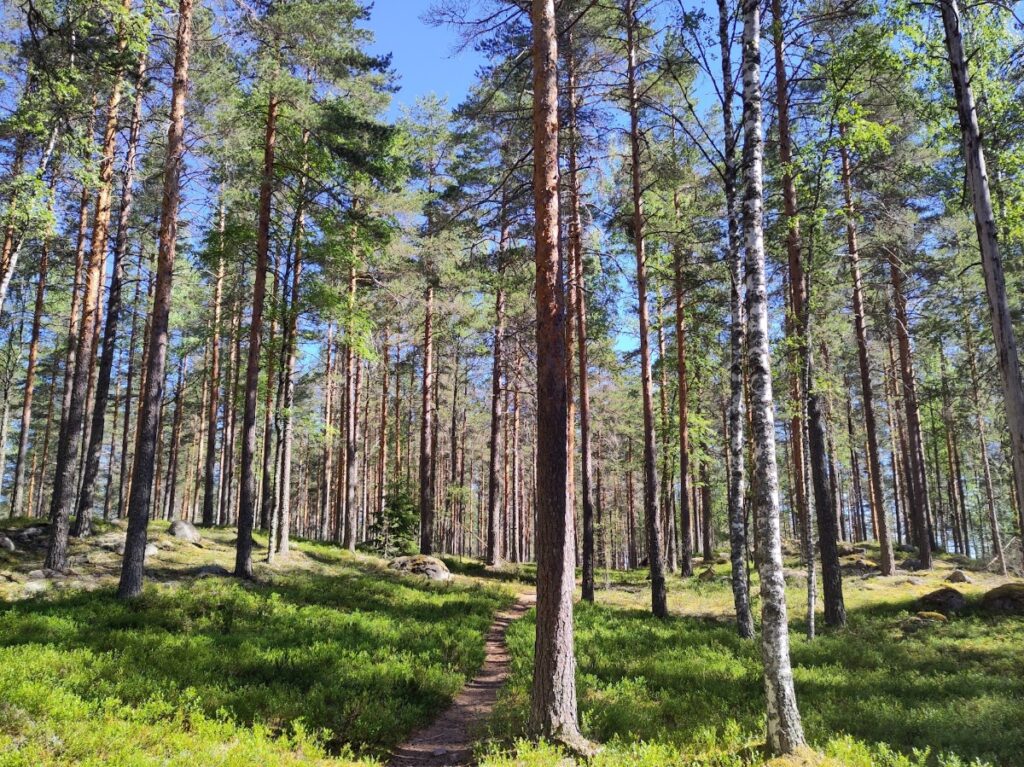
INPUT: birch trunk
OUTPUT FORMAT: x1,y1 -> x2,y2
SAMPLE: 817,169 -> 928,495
940,0 -> 1024,561
740,0 -> 805,750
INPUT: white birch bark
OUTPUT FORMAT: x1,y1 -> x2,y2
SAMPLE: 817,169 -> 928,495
940,0 -> 1024,562
740,0 -> 806,752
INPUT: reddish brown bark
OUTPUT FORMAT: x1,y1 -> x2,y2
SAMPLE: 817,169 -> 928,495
235,89 -> 279,578
118,0 -> 194,598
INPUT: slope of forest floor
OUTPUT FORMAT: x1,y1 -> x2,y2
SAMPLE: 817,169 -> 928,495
1,525 -> 1021,767
485,547 -> 1024,767
0,519 -> 518,766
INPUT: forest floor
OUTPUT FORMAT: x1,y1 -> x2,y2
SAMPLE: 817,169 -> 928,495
483,547 -> 1024,767
0,521 -> 1021,767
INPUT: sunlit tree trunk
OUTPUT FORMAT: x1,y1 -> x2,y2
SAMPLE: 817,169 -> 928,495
49,6 -> 131,559
377,335 -> 390,524
418,281 -> 435,553
118,0 -> 194,598
235,86 -> 279,578
76,51 -> 148,532
717,0 -> 753,637
487,208 -> 508,565
888,248 -> 932,566
345,266 -> 361,551
274,134 -> 308,557
770,0 -> 809,560
838,132 -> 895,575
940,0 -> 1024,560
565,33 -> 597,600
528,0 -> 585,748
965,317 -> 1006,573
9,186 -> 51,518
202,198 -> 225,527
741,0 -> 805,750
317,327 -> 335,540
625,0 -> 667,618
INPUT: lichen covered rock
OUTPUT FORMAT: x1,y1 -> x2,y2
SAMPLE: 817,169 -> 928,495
388,554 -> 452,582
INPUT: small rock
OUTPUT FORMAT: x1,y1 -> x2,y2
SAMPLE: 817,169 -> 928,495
916,587 -> 967,615
0,535 -> 15,553
27,569 -> 51,581
782,568 -> 808,583
388,555 -> 452,582
715,555 -> 728,565
945,569 -> 972,584
980,583 -> 1024,615
194,564 -> 231,578
899,558 -> 924,571
836,544 -> 866,557
168,520 -> 202,544
111,539 -> 158,558
22,580 -> 49,596
17,526 -> 46,539
95,533 -> 127,552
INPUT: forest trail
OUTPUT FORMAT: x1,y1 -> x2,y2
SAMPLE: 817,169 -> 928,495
388,591 -> 536,767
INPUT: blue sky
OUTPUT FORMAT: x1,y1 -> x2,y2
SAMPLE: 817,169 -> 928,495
367,0 -> 485,119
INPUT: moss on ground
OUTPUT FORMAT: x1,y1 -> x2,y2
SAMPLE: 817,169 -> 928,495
0,521 -> 516,766
1,527 -> 1020,767
483,544 -> 1024,767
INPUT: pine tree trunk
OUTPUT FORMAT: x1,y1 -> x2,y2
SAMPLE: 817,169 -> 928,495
235,88 -> 279,578
9,196 -> 50,518
118,0 -> 193,598
741,0 -> 805,750
320,327 -> 334,540
625,0 -> 667,618
377,337 -> 389,524
76,51 -> 147,532
486,241 -> 505,565
528,0 -> 585,748
770,0 -> 809,558
565,34 -> 597,601
839,134 -> 895,575
164,360 -> 186,519
418,282 -> 435,554
49,8 -> 131,559
807,354 -> 845,626
965,317 -> 1007,573
673,227 -> 695,579
275,208 -> 303,555
344,266 -> 360,551
202,199 -> 225,527
888,250 -> 932,566
259,266 -> 281,535
32,373 -> 58,519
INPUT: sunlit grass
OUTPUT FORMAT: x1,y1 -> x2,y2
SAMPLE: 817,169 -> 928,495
483,544 -> 1023,767
0,524 -> 514,766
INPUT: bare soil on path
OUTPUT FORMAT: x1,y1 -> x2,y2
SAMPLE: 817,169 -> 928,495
388,591 -> 536,767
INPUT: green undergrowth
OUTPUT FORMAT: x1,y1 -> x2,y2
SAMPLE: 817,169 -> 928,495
484,560 -> 1023,767
0,528 -> 514,766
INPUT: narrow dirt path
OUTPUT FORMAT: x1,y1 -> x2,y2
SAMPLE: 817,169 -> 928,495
388,591 -> 536,767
